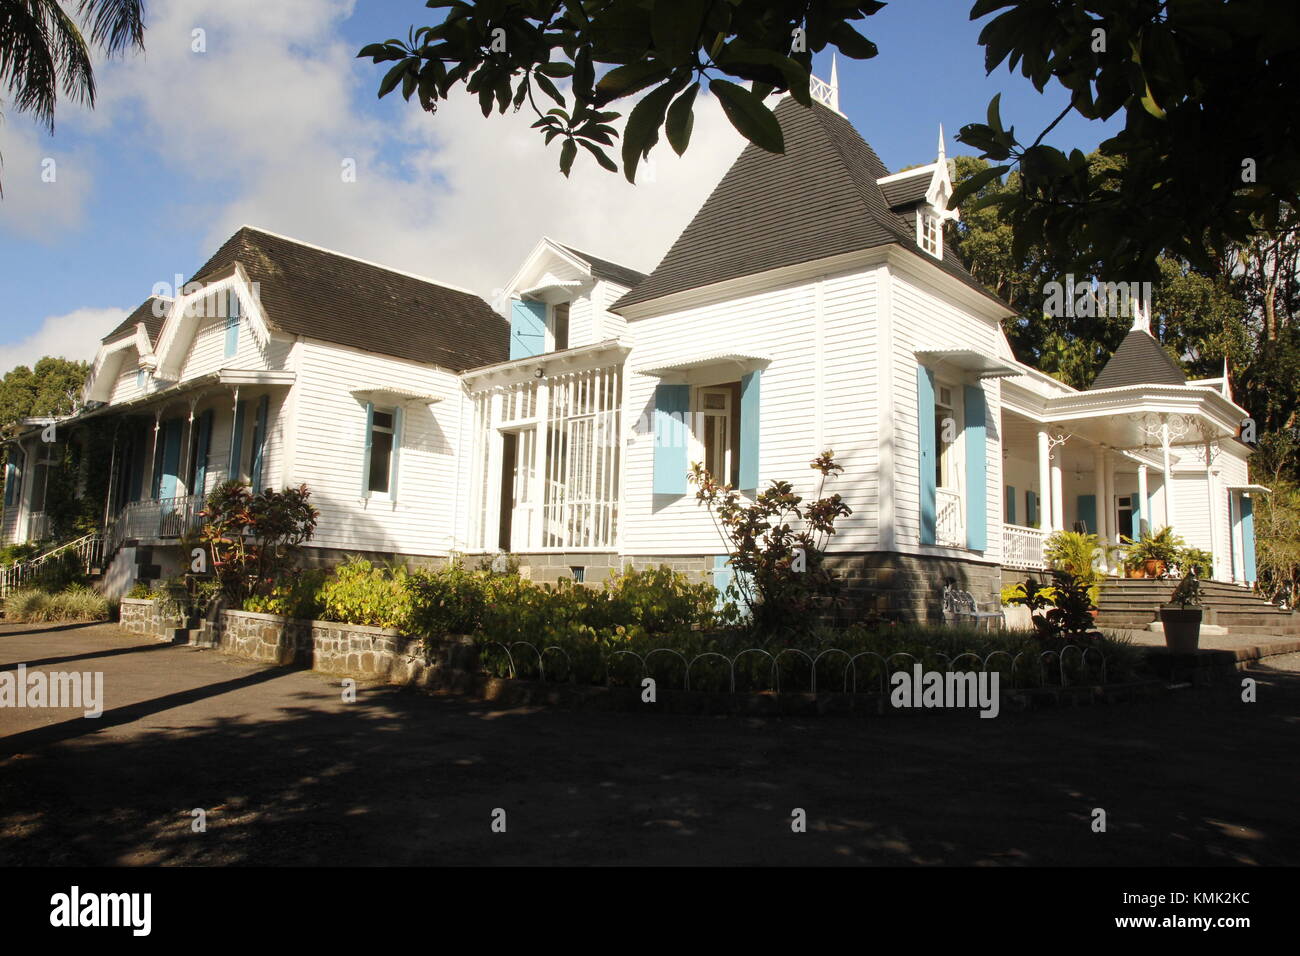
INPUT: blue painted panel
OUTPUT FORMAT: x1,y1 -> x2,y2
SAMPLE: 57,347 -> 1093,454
1077,494 -> 1097,534
157,420 -> 183,500
225,291 -> 240,358
509,299 -> 547,360
963,384 -> 987,550
917,366 -> 936,545
361,402 -> 375,497
249,395 -> 270,491
229,401 -> 246,482
738,370 -> 761,491
1026,490 -> 1038,528
1241,494 -> 1256,583
652,384 -> 690,496
1005,486 -> 1016,524
193,409 -> 212,500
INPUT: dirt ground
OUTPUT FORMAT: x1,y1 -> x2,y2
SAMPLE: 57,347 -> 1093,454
1,621 -> 1297,866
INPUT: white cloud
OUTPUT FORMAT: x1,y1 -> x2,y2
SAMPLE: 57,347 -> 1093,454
1,307 -> 127,371
0,121 -> 96,240
85,0 -> 744,297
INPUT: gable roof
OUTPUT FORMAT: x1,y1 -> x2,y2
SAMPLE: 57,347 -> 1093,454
611,97 -> 1001,312
558,244 -> 648,289
1090,328 -> 1188,390
102,297 -> 168,346
880,170 -> 933,209
186,227 -> 508,371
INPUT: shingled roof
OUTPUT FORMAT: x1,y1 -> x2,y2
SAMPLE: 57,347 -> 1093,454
880,170 -> 933,209
102,297 -> 168,346
612,97 -> 1002,312
186,227 -> 508,371
1090,328 -> 1188,390
559,244 -> 648,289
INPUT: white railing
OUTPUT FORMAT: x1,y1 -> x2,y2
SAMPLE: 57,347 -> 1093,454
107,495 -> 204,554
1003,524 -> 1049,570
1,532 -> 103,598
935,488 -> 965,549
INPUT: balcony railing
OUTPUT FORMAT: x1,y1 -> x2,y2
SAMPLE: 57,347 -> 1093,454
935,488 -> 965,549
1003,524 -> 1049,570
107,495 -> 204,552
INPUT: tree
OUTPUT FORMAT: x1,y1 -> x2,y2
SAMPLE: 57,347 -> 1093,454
361,0 -> 884,180
0,0 -> 146,194
0,356 -> 89,435
953,0 -> 1300,277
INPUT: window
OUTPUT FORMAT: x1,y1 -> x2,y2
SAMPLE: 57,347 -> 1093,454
918,209 -> 942,258
696,383 -> 740,487
551,302 -> 570,351
367,407 -> 396,495
934,385 -> 956,489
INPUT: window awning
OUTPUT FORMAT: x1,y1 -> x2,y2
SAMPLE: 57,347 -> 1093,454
915,349 -> 1020,379
1226,484 -> 1271,494
350,387 -> 444,406
635,352 -> 772,379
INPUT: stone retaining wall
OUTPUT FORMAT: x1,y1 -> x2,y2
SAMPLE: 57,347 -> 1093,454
118,597 -> 184,641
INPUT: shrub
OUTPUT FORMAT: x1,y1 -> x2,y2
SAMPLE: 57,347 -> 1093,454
690,451 -> 851,635
243,568 -> 328,619
603,565 -> 717,634
201,481 -> 319,607
4,585 -> 111,623
406,563 -> 493,636
26,551 -> 88,593
126,581 -> 153,599
319,559 -> 412,629
0,543 -> 40,567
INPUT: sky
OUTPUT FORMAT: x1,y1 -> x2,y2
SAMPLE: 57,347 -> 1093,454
0,0 -> 1118,372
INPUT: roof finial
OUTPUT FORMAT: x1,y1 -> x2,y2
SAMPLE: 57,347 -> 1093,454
1130,296 -> 1151,333
829,53 -> 839,111
937,123 -> 947,166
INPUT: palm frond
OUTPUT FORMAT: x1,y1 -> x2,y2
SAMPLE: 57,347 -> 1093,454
76,0 -> 144,56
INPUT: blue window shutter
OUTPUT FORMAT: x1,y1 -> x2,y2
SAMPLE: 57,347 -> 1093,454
225,291 -> 240,358
963,384 -> 988,550
1131,493 -> 1143,539
390,405 -> 403,500
1241,494 -> 1256,584
652,384 -> 690,495
917,367 -> 937,545
136,368 -> 145,388
229,401 -> 246,482
1077,494 -> 1097,534
1005,486 -> 1016,524
3,452 -> 16,508
249,395 -> 270,491
361,402 -> 375,497
157,420 -> 183,500
712,554 -> 732,613
1026,490 -> 1038,529
509,299 -> 547,360
738,370 -> 761,491
193,409 -> 213,500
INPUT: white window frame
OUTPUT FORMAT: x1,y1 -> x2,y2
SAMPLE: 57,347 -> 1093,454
918,208 -> 943,258
690,383 -> 738,488
366,405 -> 398,500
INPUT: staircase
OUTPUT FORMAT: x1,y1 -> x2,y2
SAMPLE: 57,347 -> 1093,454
1098,578 -> 1300,638
0,533 -> 105,599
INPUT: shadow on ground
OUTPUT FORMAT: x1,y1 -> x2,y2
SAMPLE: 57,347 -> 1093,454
1,624 -> 1297,866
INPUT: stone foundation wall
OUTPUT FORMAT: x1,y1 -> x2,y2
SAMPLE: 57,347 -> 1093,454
118,597 -> 184,641
823,551 -> 1003,625
215,610 -> 312,666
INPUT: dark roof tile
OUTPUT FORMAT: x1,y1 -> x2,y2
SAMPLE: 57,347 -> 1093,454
558,244 -> 647,289
187,228 -> 508,371
1090,328 -> 1187,389
102,297 -> 168,346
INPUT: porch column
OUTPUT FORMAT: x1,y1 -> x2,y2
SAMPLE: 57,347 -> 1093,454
1050,453 -> 1064,532
1037,429 -> 1051,530
1103,449 -> 1117,572
1161,422 -> 1176,528
1205,445 -> 1219,580
1137,464 -> 1149,536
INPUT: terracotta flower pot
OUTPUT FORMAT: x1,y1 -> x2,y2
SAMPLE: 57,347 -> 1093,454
1143,559 -> 1166,577
1160,606 -> 1202,654
1126,568 -> 1145,579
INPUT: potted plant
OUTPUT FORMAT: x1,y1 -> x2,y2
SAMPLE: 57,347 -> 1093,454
1121,526 -> 1183,578
1160,572 -> 1203,653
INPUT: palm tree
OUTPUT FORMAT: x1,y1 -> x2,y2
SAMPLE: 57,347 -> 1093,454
0,0 -> 145,193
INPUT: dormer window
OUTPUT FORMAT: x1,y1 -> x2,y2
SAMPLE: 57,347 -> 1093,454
918,208 -> 942,258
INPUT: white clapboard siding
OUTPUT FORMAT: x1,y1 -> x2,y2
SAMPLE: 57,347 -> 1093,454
889,267 -> 1005,560
621,267 -> 879,555
291,340 -> 463,557
179,312 -> 292,381
107,350 -> 148,405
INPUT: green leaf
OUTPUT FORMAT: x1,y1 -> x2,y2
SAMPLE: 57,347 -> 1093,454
578,139 -> 619,173
621,80 -> 681,183
378,61 -> 409,99
830,21 -> 879,60
948,164 -> 1010,208
711,80 -> 784,153
560,139 -> 577,177
665,82 -> 699,156
534,71 -> 566,106
596,60 -> 674,101
652,0 -> 704,65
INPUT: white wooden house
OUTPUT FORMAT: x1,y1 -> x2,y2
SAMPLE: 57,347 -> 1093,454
2,79 -> 1261,617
